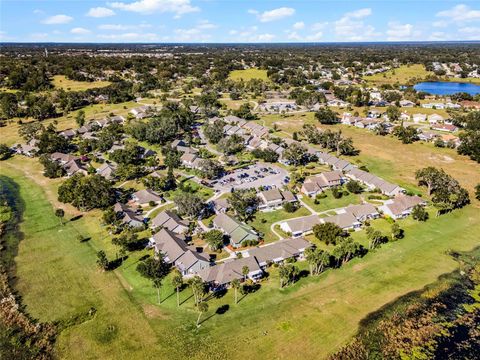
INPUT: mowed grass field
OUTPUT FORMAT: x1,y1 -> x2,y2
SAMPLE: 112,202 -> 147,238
3,139 -> 480,360
228,68 -> 270,82
363,64 -> 433,85
260,112 -> 480,198
52,75 -> 111,91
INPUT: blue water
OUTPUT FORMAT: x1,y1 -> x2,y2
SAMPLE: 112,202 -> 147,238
414,81 -> 480,95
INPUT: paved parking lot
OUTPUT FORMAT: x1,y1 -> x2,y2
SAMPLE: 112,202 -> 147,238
213,163 -> 289,192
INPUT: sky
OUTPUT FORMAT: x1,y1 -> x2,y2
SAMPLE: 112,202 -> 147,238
0,0 -> 479,43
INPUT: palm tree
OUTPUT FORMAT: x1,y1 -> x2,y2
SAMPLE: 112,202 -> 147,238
319,251 -> 330,273
196,301 -> 208,328
241,266 -> 249,282
189,276 -> 205,306
171,269 -> 183,307
231,278 -> 241,304
153,278 -> 162,304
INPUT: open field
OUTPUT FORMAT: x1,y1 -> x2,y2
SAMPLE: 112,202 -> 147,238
1,101 -> 138,146
363,64 -> 433,85
52,75 -> 111,91
3,151 -> 480,359
229,69 -> 270,82
260,113 -> 480,198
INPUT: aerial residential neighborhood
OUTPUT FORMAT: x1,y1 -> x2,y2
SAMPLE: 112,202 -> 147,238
0,1 -> 479,360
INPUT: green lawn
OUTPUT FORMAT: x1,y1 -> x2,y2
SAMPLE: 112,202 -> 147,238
228,68 -> 270,82
300,188 -> 364,213
247,207 -> 311,243
3,140 -> 480,360
2,101 -> 138,146
363,64 -> 433,86
52,75 -> 111,91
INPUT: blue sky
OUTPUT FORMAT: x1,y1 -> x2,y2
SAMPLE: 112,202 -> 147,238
1,1 -> 479,42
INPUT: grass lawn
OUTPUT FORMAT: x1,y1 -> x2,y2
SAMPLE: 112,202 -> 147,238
262,115 -> 480,198
52,75 -> 111,91
2,101 -> 138,146
300,189 -> 364,213
247,207 -> 311,243
165,178 -> 214,201
3,140 -> 480,359
363,64 -> 433,86
229,69 -> 270,82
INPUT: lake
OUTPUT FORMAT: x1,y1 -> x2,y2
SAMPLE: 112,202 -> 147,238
414,81 -> 480,96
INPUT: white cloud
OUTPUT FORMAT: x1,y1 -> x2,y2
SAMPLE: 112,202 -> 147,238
197,20 -> 217,30
251,7 -> 295,23
71,27 -> 91,35
228,26 -> 274,42
109,0 -> 199,17
436,4 -> 480,22
97,32 -> 158,41
386,22 -> 418,41
255,33 -> 275,42
33,9 -> 44,15
334,8 -> 379,41
293,21 -> 304,30
42,14 -> 73,25
458,26 -> 480,39
98,23 -> 152,30
87,7 -> 116,18
345,8 -> 372,19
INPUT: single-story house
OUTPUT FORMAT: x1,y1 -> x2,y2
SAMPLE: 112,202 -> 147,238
181,152 -> 199,168
258,189 -> 297,211
323,212 -> 361,230
151,210 -> 189,234
132,189 -> 163,206
64,159 -> 88,177
152,228 -> 210,277
379,195 -> 427,219
301,171 -> 344,197
427,114 -> 444,124
211,198 -> 229,213
96,163 -> 117,180
412,113 -> 427,123
50,152 -> 79,164
431,124 -> 458,132
280,215 -> 322,238
198,256 -> 263,289
342,203 -> 380,222
246,237 -> 312,267
212,213 -> 259,248
113,202 -> 144,228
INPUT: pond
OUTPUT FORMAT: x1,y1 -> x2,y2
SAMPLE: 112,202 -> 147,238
414,81 -> 480,96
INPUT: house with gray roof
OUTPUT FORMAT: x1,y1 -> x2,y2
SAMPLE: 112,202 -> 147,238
246,237 -> 312,267
258,189 -> 296,211
152,229 -> 210,277
280,215 -> 322,238
212,213 -> 259,248
301,170 -> 344,197
96,162 -> 117,180
323,212 -> 361,230
151,210 -> 189,234
342,203 -> 379,222
379,195 -> 427,220
198,256 -> 263,288
132,189 -> 163,206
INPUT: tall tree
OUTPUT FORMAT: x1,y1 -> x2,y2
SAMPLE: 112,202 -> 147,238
171,269 -> 183,307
